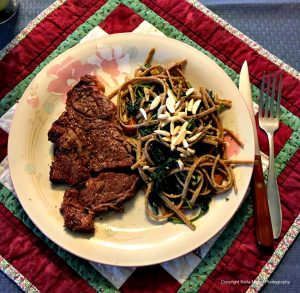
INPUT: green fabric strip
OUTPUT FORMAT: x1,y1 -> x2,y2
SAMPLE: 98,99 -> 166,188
274,131 -> 300,177
0,0 -> 120,117
0,184 -> 119,292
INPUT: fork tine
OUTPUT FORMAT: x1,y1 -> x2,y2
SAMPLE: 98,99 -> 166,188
276,72 -> 282,118
259,71 -> 265,118
264,73 -> 271,117
270,72 -> 276,117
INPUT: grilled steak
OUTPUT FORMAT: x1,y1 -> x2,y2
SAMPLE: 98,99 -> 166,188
65,75 -> 113,121
60,172 -> 139,232
86,120 -> 135,172
79,172 -> 140,213
49,152 -> 89,186
61,189 -> 95,232
48,75 -> 135,185
49,75 -> 140,233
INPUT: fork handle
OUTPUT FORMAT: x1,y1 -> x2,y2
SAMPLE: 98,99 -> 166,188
267,133 -> 282,239
253,154 -> 274,249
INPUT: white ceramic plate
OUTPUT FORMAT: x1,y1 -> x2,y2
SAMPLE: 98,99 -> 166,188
8,33 -> 254,266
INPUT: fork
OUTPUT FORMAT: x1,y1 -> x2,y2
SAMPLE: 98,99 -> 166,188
258,72 -> 282,239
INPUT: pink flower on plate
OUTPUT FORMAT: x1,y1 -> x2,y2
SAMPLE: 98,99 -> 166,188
47,56 -> 97,102
224,134 -> 242,158
26,95 -> 39,108
87,45 -> 131,89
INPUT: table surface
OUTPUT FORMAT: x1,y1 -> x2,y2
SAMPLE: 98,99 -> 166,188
0,1 -> 299,292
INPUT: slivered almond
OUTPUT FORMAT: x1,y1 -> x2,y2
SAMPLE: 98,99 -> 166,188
177,112 -> 188,119
166,89 -> 176,113
182,139 -> 189,149
186,88 -> 194,96
144,88 -> 150,101
177,147 -> 190,155
177,160 -> 184,170
181,121 -> 189,131
170,121 -> 175,136
139,108 -> 147,120
162,136 -> 171,142
186,132 -> 202,143
172,129 -> 186,146
167,89 -> 176,103
150,95 -> 161,110
170,116 -> 186,123
158,113 -> 169,120
142,165 -> 150,170
187,99 -> 194,112
192,99 -> 201,114
187,148 -> 195,154
154,130 -> 170,137
157,105 -> 166,115
175,100 -> 181,109
171,125 -> 181,136
177,147 -> 186,152
166,98 -> 175,113
161,120 -> 170,128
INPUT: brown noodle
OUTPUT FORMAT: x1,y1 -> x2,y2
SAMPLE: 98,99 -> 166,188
112,49 -> 253,230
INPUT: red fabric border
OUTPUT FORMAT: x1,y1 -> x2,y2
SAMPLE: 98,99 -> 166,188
0,129 -> 8,161
99,4 -> 144,33
140,0 -> 300,117
121,265 -> 181,292
0,204 -> 95,293
0,0 -> 107,99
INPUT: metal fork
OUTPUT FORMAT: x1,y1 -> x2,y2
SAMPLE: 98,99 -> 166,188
258,72 -> 282,239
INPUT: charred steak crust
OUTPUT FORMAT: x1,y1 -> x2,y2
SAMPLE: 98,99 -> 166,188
49,75 -> 139,232
60,189 -> 95,232
60,172 -> 140,232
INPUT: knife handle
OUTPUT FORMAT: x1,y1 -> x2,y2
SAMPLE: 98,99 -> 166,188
252,154 -> 274,249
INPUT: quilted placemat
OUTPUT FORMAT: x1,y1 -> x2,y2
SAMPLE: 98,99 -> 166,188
0,0 -> 299,292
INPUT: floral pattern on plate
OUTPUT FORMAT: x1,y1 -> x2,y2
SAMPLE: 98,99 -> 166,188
47,56 -> 97,102
46,46 -> 133,102
87,45 -> 131,89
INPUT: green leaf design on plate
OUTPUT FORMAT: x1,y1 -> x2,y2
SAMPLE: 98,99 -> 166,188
24,164 -> 36,175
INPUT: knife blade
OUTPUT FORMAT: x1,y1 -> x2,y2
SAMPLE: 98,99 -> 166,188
239,61 -> 273,249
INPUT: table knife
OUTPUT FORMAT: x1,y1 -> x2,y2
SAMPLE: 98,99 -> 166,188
239,61 -> 273,249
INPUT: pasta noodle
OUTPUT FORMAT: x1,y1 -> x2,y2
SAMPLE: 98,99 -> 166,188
112,49 -> 253,230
